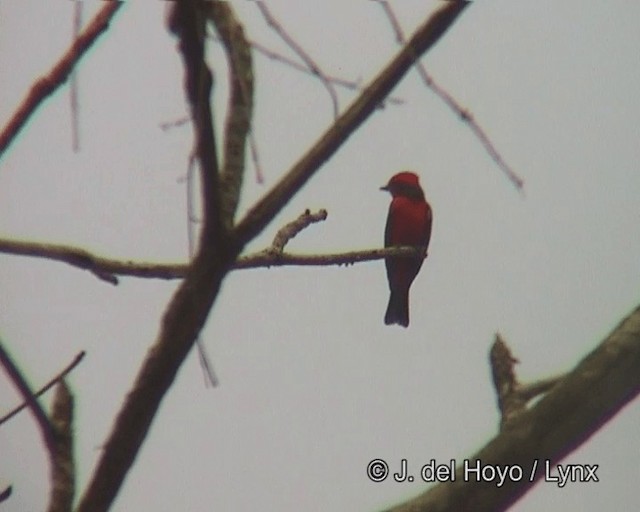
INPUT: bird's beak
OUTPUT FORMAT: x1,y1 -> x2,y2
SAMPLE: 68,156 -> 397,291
380,185 -> 389,191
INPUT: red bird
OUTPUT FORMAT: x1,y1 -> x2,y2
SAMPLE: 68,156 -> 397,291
381,172 -> 432,327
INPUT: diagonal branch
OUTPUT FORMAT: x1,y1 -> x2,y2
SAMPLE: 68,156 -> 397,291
387,303 -> 640,512
0,340 -> 76,512
0,486 -> 11,504
376,0 -> 524,191
246,37 -> 405,106
0,338 -> 57,458
234,1 -> 470,246
0,351 -> 85,427
0,2 -> 123,160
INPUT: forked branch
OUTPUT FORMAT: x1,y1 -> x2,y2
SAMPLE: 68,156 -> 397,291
387,305 -> 640,512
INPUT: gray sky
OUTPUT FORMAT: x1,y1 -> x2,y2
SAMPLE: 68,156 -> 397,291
1,1 -> 639,510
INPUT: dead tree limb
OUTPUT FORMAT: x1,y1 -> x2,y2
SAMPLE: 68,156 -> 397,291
386,304 -> 640,512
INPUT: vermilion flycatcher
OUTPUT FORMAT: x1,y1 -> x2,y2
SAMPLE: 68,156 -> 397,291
381,172 -> 432,327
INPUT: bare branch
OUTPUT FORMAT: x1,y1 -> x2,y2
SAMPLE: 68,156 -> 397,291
376,0 -> 405,44
230,36 -> 405,106
161,112 -> 265,186
248,131 -> 265,184
0,235 -> 424,278
256,2 -> 340,119
270,209 -> 328,252
70,2 -> 83,152
182,146 -> 219,388
0,351 -> 85,428
76,3 -> 242,509
0,338 -> 57,462
168,0 -> 223,245
0,2 -> 123,159
47,381 -> 75,512
234,1 -> 470,246
0,486 -> 11,504
490,334 -> 563,429
376,1 -> 524,191
387,304 -> 640,512
237,245 -> 423,269
207,3 -> 254,227
159,115 -> 191,131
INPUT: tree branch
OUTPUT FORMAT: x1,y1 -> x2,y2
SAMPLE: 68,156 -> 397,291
168,0 -> 223,245
256,3 -> 340,119
0,351 -> 85,428
244,37 -> 405,106
0,485 -> 11,504
0,235 -> 424,278
269,209 -> 327,252
75,3 -> 244,509
490,333 -> 564,429
0,338 -> 57,459
387,303 -> 640,512
207,3 -> 254,227
0,340 -> 76,512
47,381 -> 75,512
0,2 -> 123,160
234,1 -> 470,246
375,0 -> 524,191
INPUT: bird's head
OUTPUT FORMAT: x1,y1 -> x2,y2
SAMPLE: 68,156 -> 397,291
381,171 -> 425,199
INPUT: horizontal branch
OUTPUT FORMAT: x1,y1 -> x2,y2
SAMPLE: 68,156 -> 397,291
0,237 -> 423,280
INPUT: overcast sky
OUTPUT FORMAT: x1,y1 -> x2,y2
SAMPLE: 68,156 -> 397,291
1,1 -> 639,511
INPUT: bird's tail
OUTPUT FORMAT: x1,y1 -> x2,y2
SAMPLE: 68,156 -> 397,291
384,289 -> 410,327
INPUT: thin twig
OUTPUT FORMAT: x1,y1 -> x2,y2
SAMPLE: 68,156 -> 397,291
270,209 -> 327,252
0,338 -> 57,458
184,134 -> 218,388
0,2 -> 123,159
0,351 -> 85,427
70,2 -> 83,152
223,35 -> 405,106
248,131 -> 264,184
256,3 -> 340,119
159,115 -> 190,131
376,1 -> 524,191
